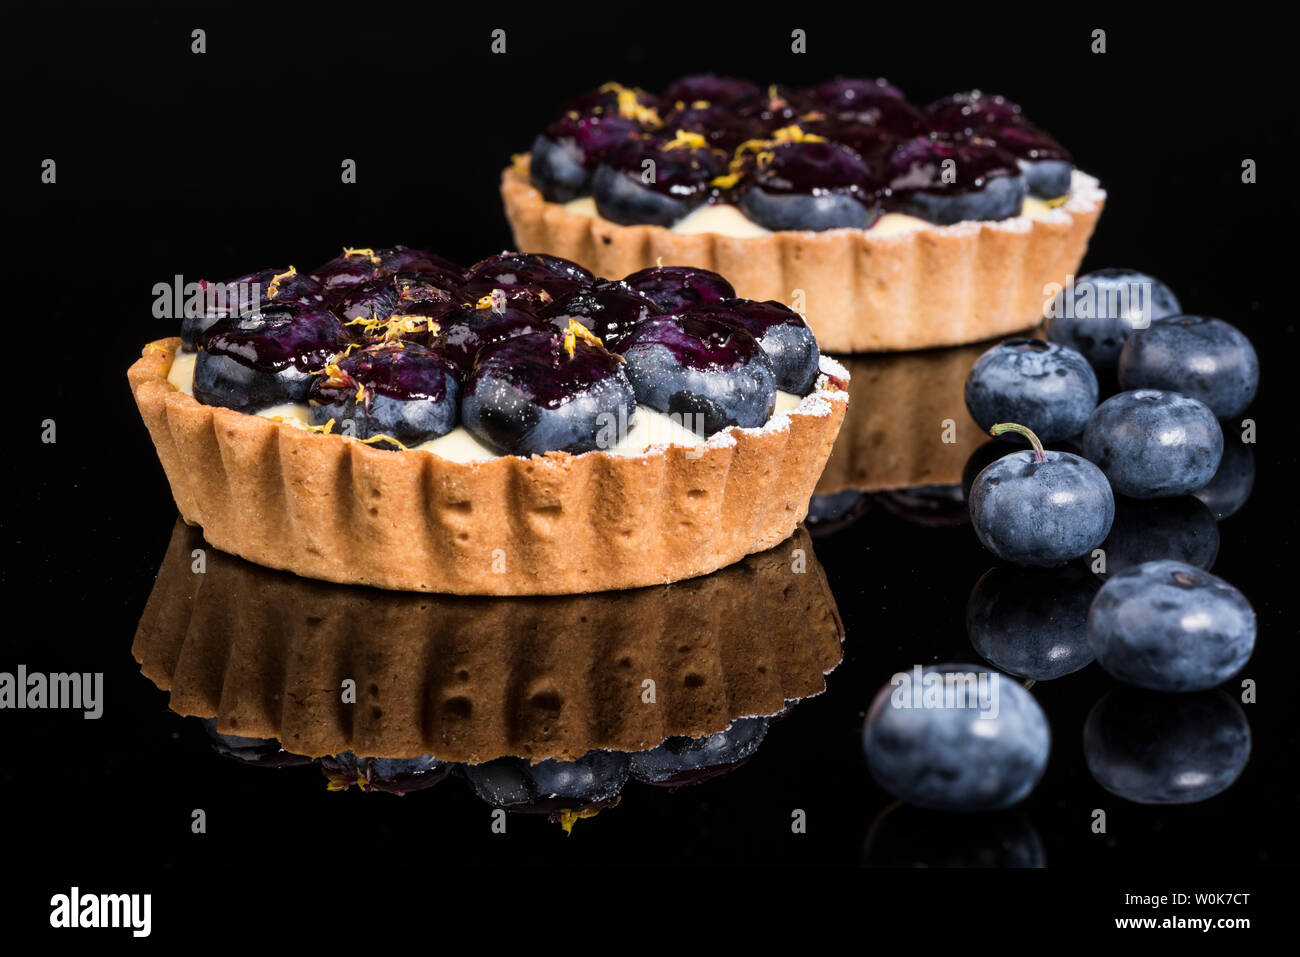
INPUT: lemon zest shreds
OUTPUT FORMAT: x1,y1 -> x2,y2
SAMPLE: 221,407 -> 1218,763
555,795 -> 621,835
770,125 -> 825,144
1045,195 -> 1069,209
662,130 -> 708,151
307,418 -> 336,435
562,317 -> 603,358
476,288 -> 508,314
267,266 -> 297,299
382,314 -> 440,341
357,433 -> 410,451
342,247 -> 381,265
143,343 -> 174,357
710,171 -> 741,190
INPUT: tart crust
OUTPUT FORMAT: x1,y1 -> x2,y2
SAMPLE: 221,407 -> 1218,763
501,161 -> 1105,353
134,520 -> 843,762
129,337 -> 848,595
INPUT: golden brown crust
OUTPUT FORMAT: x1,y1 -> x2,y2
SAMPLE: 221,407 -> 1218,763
129,338 -> 848,595
501,161 -> 1104,353
133,520 -> 843,762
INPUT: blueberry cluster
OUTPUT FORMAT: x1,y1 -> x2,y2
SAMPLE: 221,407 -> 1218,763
861,270 -> 1260,815
528,77 -> 1074,232
183,247 -> 822,456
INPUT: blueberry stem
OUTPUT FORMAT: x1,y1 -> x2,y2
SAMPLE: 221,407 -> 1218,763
989,422 -> 1048,463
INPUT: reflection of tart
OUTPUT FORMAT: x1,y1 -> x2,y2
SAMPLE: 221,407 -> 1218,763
502,78 -> 1104,352
130,248 -> 848,595
134,520 -> 843,763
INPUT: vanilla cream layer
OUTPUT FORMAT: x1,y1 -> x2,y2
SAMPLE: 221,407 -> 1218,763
563,191 -> 1066,238
166,351 -> 804,463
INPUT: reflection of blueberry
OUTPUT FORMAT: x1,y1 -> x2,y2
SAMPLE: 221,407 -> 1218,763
319,752 -> 452,794
1088,560 -> 1255,692
1098,496 -> 1219,576
194,304 -> 348,413
1083,689 -> 1250,804
863,663 -> 1050,812
462,332 -> 636,456
201,718 -> 315,768
464,751 -> 630,814
1046,268 -> 1182,370
968,428 -> 1114,567
1117,315 -> 1260,419
686,299 -> 820,395
629,717 -> 769,786
806,490 -> 872,535
966,565 -> 1098,679
878,485 -> 969,527
964,339 -> 1098,442
306,342 -> 461,447
862,806 -> 1045,868
1193,435 -> 1254,520
621,315 -> 776,436
1082,390 -> 1223,498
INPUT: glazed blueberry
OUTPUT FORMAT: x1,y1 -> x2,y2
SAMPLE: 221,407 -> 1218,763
180,265 -> 325,350
968,425 -> 1114,566
884,136 -> 1025,225
429,301 -> 554,378
1098,496 -> 1220,577
806,76 -> 907,108
661,102 -> 763,152
1088,560 -> 1255,693
310,246 -> 460,299
592,133 -> 727,227
621,265 -> 735,314
319,751 -> 452,795
540,280 -> 659,351
739,141 -> 882,231
1194,435 -> 1254,520
462,330 -> 636,456
628,717 -> 769,786
1081,390 -> 1223,498
863,663 -> 1050,812
804,118 -> 901,166
621,314 -> 777,436
819,95 -> 927,138
984,125 -> 1072,197
463,251 -> 594,299
686,299 -> 820,395
966,565 -> 1099,680
333,271 -> 462,328
1046,268 -> 1182,369
194,304 -> 347,412
1083,689 -> 1251,804
663,74 -> 763,106
925,90 -> 1025,135
201,718 -> 314,768
464,750 -> 630,814
529,113 -> 643,202
1117,315 -> 1259,419
964,339 -> 1098,442
863,807 -> 1045,868
306,342 -> 460,446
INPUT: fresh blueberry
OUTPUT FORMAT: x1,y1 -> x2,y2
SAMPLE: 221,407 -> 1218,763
464,750 -> 630,814
1083,689 -> 1251,803
306,342 -> 460,447
620,265 -> 735,314
1081,390 -> 1223,498
863,807 -> 1045,868
968,425 -> 1114,566
1117,315 -> 1259,419
883,136 -> 1025,225
961,438 -> 1081,503
1088,560 -> 1255,692
966,565 -> 1099,680
1046,268 -> 1182,369
964,339 -> 1098,442
1097,496 -> 1219,576
629,717 -> 769,786
201,718 -> 314,768
529,113 -> 643,203
739,141 -> 882,232
1193,435 -> 1254,520
180,265 -> 325,350
540,280 -> 659,351
686,298 -> 821,394
593,133 -> 727,227
863,663 -> 1050,812
462,330 -> 636,456
194,304 -> 347,412
319,751 -> 452,795
621,314 -> 777,436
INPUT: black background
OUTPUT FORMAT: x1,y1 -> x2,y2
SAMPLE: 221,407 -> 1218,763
5,0 -> 1297,935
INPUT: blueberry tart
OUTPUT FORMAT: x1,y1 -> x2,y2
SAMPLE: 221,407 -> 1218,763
502,78 -> 1105,352
130,248 -> 848,595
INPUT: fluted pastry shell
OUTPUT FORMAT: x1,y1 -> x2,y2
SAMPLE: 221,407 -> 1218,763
133,521 -> 844,762
501,161 -> 1104,353
129,337 -> 847,594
